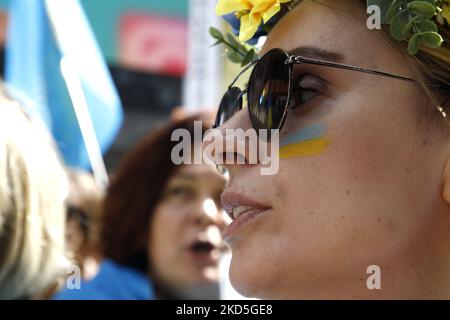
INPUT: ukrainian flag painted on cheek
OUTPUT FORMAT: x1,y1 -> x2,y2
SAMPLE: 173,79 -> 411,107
279,124 -> 328,159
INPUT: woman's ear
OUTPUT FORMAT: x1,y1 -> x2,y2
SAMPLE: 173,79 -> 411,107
442,155 -> 450,204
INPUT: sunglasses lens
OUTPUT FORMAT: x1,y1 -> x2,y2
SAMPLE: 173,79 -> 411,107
214,87 -> 243,128
248,49 -> 290,137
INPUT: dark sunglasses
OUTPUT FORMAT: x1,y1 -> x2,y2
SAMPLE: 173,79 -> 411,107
214,48 -> 446,140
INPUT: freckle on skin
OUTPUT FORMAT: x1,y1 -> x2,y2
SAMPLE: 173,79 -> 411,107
405,168 -> 411,173
377,217 -> 381,222
346,190 -> 350,195
275,190 -> 282,198
422,140 -> 428,146
309,211 -> 314,215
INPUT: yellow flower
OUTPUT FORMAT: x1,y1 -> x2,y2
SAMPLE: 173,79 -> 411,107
215,0 -> 292,42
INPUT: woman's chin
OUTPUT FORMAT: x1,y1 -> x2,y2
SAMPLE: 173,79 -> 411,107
181,265 -> 221,286
228,255 -> 271,299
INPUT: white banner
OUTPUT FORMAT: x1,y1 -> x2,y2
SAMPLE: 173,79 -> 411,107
183,0 -> 223,112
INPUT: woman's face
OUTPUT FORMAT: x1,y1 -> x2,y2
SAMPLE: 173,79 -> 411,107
213,0 -> 450,298
148,163 -> 227,298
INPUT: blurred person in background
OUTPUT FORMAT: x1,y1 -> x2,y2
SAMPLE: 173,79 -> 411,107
0,84 -> 68,299
65,169 -> 104,281
54,113 -> 228,300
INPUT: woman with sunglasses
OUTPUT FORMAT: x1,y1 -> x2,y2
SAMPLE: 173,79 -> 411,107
208,0 -> 450,299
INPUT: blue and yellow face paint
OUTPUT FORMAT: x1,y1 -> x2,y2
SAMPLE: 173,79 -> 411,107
278,124 -> 328,159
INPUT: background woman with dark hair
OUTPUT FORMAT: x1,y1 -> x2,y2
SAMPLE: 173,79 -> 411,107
55,114 -> 227,299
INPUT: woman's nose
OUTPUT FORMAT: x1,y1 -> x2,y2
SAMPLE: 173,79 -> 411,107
202,108 -> 255,176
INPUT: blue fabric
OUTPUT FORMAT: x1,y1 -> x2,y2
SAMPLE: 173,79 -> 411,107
5,0 -> 123,169
53,260 -> 154,300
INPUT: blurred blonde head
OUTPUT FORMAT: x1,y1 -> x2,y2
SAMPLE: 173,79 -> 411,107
0,87 -> 68,299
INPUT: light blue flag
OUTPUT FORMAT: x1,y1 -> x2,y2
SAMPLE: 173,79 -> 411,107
5,0 -> 123,172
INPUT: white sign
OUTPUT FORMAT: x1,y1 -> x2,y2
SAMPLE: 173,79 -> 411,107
183,0 -> 223,112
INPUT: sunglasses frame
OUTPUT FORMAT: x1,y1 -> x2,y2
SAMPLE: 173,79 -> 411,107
214,47 -> 448,135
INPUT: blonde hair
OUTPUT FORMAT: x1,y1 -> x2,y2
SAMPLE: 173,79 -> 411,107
0,87 -> 68,299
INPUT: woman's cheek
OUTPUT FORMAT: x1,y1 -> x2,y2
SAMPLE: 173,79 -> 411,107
274,120 -> 398,239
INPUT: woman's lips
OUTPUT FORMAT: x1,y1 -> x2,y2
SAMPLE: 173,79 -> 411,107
221,192 -> 271,240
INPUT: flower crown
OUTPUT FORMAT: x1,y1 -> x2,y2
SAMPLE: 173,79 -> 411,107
210,0 -> 450,65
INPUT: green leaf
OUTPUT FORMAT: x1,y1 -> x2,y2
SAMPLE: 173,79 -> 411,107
251,50 -> 259,62
407,33 -> 421,54
420,31 -> 443,48
415,20 -> 438,32
390,10 -> 410,40
210,30 -> 260,65
241,49 -> 255,66
209,27 -> 223,40
226,34 -> 249,56
226,34 -> 241,49
401,15 -> 418,37
407,1 -> 436,19
367,0 -> 393,23
406,31 -> 443,55
227,50 -> 244,63
386,0 -> 402,24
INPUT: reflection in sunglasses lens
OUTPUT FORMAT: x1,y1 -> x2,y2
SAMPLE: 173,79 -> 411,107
248,49 -> 290,139
215,87 -> 243,127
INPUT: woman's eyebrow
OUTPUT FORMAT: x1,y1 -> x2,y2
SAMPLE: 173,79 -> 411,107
288,46 -> 345,62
